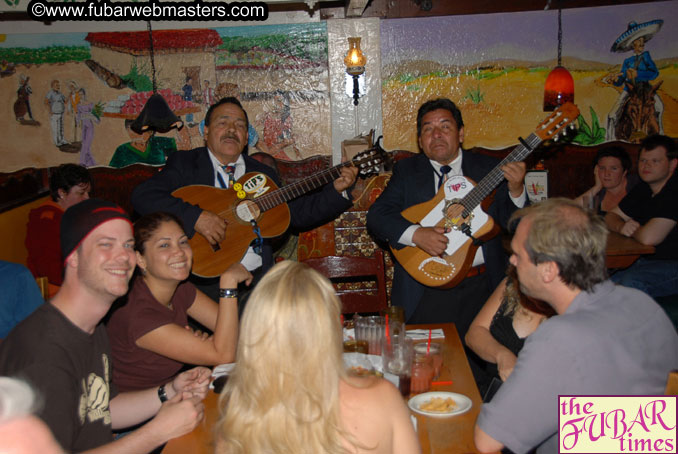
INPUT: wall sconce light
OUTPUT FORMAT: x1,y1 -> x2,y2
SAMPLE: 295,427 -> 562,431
344,37 -> 367,106
543,8 -> 574,111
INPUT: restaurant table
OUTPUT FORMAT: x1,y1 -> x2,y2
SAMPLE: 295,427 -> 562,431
162,322 -> 491,454
606,231 -> 655,269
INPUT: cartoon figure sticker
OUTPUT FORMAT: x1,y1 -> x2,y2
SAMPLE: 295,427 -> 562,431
242,173 -> 270,198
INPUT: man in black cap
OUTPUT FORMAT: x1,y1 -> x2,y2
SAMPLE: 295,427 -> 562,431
0,199 -> 210,454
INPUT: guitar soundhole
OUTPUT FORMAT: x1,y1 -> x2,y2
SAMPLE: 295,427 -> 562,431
235,200 -> 261,223
418,257 -> 456,281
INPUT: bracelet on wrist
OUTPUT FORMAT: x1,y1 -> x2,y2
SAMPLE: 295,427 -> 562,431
158,384 -> 168,403
219,288 -> 238,299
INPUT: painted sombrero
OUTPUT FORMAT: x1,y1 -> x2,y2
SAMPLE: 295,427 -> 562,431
611,19 -> 663,53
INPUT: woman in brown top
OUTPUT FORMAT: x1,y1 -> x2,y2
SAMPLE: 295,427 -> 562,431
107,211 -> 252,391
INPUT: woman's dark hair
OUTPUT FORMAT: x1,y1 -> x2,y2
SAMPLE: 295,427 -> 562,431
49,164 -> 92,201
133,212 -> 185,254
592,146 -> 632,172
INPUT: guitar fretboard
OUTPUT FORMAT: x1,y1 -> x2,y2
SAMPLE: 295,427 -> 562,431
461,133 -> 542,213
254,162 -> 352,212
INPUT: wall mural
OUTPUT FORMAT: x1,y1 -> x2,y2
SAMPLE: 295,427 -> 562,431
0,22 -> 329,172
380,1 -> 678,152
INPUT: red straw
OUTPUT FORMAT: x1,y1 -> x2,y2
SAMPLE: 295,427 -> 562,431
431,380 -> 453,386
427,329 -> 432,354
384,314 -> 391,348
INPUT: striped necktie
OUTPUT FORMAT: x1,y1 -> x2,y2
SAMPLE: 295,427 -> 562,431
218,164 -> 236,189
437,165 -> 451,189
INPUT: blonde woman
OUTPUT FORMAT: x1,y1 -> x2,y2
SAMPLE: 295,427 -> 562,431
217,261 -> 420,454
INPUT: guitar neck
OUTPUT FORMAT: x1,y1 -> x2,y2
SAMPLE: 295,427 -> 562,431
462,133 -> 542,211
254,163 -> 348,212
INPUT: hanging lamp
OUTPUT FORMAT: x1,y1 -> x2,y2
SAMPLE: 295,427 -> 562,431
543,8 -> 574,111
130,21 -> 183,134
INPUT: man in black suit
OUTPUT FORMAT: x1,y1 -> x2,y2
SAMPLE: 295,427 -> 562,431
367,98 -> 526,337
132,97 -> 357,292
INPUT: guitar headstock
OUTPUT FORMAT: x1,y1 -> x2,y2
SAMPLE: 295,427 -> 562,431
535,102 -> 580,142
352,136 -> 390,177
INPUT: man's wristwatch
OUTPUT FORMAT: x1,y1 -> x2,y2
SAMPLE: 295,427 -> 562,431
158,384 -> 168,403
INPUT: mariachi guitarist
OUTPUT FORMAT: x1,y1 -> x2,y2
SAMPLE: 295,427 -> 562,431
132,97 -> 358,301
367,98 -> 526,338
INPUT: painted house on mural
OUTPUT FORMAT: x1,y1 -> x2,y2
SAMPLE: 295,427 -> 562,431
85,29 -> 222,97
216,46 -> 328,95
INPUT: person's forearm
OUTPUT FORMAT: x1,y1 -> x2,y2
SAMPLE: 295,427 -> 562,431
466,325 -> 514,365
211,296 -> 238,364
109,388 -> 162,430
80,424 -> 164,454
605,211 -> 626,233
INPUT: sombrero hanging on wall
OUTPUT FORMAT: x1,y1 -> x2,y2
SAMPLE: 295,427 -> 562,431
611,19 -> 663,53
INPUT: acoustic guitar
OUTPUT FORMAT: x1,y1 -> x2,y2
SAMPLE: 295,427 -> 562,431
173,148 -> 386,278
391,102 -> 580,288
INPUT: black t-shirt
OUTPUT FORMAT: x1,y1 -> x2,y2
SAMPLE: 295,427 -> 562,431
0,303 -> 117,452
618,172 -> 678,260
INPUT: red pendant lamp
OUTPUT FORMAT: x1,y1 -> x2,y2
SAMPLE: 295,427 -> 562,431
544,8 -> 574,111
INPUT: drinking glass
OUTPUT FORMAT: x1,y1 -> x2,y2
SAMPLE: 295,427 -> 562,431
410,353 -> 434,394
414,342 -> 443,379
354,315 -> 385,355
382,334 -> 413,397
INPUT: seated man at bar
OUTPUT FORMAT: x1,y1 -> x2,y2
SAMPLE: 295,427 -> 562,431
474,198 -> 678,454
605,134 -> 678,297
0,199 -> 211,454
26,163 -> 91,288
367,98 -> 526,338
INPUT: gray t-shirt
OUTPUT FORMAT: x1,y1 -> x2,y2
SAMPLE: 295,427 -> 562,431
477,280 -> 678,454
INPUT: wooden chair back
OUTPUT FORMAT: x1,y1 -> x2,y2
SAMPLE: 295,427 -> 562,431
665,370 -> 678,395
301,249 -> 388,314
35,276 -> 49,300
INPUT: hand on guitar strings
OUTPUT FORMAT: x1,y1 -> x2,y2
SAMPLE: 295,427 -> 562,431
195,210 -> 227,246
500,162 -> 527,198
333,164 -> 359,193
412,226 -> 451,257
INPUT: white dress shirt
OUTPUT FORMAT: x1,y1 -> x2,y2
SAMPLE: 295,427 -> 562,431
207,150 -> 263,272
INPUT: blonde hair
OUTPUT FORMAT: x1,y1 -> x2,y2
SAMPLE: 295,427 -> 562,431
216,261 -> 354,454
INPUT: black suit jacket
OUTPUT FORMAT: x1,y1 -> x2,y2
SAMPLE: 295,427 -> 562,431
132,147 -> 352,272
366,150 -> 519,318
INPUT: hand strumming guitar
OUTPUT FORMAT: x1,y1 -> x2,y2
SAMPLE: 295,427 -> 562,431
412,226 -> 449,257
195,211 -> 227,246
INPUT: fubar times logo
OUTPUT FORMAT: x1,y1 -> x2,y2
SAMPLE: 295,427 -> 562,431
559,395 -> 677,453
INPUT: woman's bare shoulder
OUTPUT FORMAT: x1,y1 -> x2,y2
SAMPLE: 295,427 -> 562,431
340,376 -> 403,406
